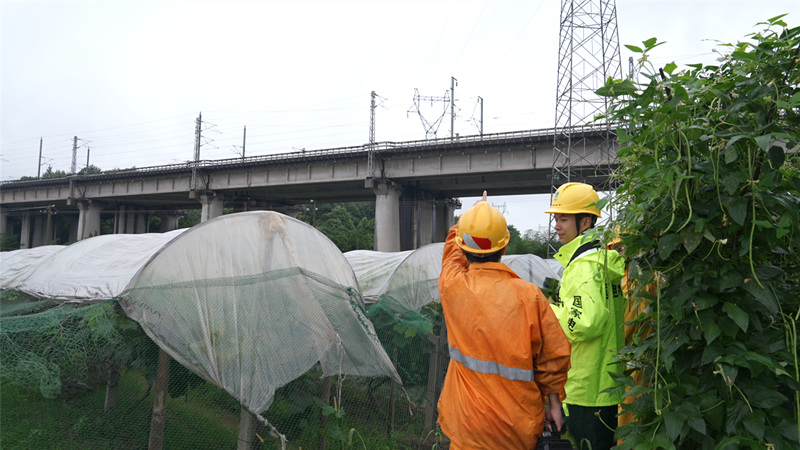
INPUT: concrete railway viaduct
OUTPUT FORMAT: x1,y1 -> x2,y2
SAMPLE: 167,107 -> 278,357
0,125 -> 617,251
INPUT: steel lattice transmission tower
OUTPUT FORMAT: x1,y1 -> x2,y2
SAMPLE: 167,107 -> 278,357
549,0 -> 622,251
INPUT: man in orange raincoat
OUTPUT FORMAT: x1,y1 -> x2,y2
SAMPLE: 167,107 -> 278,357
438,192 -> 572,449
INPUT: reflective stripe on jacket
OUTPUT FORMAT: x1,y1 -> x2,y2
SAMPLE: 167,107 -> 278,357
438,225 -> 571,449
552,233 -> 626,407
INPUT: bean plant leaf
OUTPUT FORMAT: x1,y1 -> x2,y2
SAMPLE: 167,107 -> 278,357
624,44 -> 643,53
727,197 -> 748,225
767,145 -> 785,168
722,302 -> 748,332
680,229 -> 701,254
658,234 -> 682,259
754,135 -> 772,150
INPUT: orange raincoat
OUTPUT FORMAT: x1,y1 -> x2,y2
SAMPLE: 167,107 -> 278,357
438,225 -> 572,449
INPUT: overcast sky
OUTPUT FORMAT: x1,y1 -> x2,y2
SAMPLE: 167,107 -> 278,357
2,1 -> 798,231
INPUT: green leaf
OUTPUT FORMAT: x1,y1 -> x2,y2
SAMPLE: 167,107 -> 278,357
658,234 -> 682,259
791,91 -> 800,105
749,389 -> 787,409
716,435 -> 742,449
722,302 -> 748,332
727,197 -> 748,225
687,415 -> 707,435
767,145 -> 785,168
596,79 -> 637,97
743,281 -> 779,314
723,144 -> 738,164
662,409 -> 686,441
624,44 -> 643,53
753,264 -> 783,280
680,229 -> 702,254
722,171 -> 743,195
663,62 -> 678,75
742,411 -> 765,441
754,135 -> 772,150
718,270 -> 743,292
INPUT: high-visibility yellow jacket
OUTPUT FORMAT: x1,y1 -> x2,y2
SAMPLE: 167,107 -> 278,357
438,225 -> 572,449
551,233 -> 626,408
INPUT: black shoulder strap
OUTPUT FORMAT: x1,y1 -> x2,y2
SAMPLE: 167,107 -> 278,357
567,240 -> 601,267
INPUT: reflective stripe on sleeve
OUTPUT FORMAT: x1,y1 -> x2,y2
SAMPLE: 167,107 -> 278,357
448,345 -> 533,382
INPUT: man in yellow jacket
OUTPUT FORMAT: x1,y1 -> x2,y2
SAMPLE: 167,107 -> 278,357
438,191 -> 572,449
546,182 -> 627,450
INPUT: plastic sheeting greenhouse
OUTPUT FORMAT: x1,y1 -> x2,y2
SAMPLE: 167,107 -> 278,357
345,244 -> 561,312
1,211 -> 407,449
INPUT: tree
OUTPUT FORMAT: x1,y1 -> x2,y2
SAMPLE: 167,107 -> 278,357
41,166 -> 69,179
0,232 -> 20,251
599,16 -> 799,449
505,224 -> 560,258
316,205 -> 374,252
77,164 -> 103,175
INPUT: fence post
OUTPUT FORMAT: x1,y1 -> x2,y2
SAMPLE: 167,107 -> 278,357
148,348 -> 171,450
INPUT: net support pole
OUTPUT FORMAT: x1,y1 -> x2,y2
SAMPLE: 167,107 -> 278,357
148,349 -> 171,450
238,408 -> 261,450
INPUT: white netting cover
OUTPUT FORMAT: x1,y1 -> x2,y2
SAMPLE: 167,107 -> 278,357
0,245 -> 66,291
502,254 -> 562,288
345,243 -> 444,312
118,211 -> 400,418
346,243 -> 561,313
0,230 -> 186,301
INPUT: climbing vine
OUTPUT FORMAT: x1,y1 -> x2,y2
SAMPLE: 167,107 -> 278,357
598,16 -> 800,449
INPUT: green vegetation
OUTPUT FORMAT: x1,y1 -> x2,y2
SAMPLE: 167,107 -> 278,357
1,372 -> 240,449
506,224 -> 561,257
599,16 -> 800,449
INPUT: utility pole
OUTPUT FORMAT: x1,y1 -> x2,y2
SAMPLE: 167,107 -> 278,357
190,113 -> 202,195
241,126 -> 246,160
369,91 -> 377,145
38,138 -> 43,179
86,147 -> 90,172
368,91 -> 377,179
71,136 -> 78,175
450,76 -> 457,138
478,96 -> 484,135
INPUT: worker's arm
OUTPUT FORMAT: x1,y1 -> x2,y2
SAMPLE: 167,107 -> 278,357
532,292 -> 571,411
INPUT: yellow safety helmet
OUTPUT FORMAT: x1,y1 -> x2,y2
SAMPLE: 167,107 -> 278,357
456,201 -> 510,254
545,182 -> 602,218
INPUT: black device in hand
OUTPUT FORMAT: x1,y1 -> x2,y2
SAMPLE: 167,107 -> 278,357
536,422 -> 574,450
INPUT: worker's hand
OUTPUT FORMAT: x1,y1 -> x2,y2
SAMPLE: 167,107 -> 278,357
475,190 -> 487,205
545,394 -> 564,432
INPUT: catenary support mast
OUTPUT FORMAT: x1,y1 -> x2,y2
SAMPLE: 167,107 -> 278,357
549,0 -> 622,255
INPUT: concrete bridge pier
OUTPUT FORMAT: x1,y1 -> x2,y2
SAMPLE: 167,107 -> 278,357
0,210 -> 7,236
402,191 -> 461,249
434,198 -> 460,241
77,200 -> 103,241
372,179 -> 403,252
113,205 -> 149,234
30,214 -> 46,247
199,192 -> 224,222
157,212 -> 184,232
19,212 -> 32,249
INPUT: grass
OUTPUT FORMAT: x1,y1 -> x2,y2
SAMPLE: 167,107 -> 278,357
1,367 -> 439,450
1,369 -> 240,449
